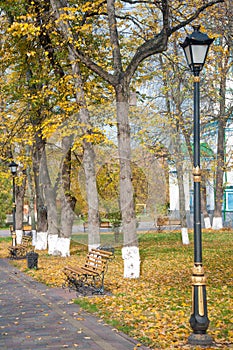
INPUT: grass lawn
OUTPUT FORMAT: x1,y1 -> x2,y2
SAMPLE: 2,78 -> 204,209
0,230 -> 232,349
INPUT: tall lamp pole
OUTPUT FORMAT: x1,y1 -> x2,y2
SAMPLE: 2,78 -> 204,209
180,25 -> 214,346
9,161 -> 18,247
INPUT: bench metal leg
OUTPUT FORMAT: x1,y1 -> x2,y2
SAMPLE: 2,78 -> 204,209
63,273 -> 106,296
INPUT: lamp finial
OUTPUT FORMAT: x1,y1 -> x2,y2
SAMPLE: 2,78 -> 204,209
192,24 -> 201,32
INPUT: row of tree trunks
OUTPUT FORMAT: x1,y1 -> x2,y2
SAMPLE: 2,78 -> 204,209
7,0 -> 226,280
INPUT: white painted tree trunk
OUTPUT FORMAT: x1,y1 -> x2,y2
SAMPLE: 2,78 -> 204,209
59,141 -> 76,257
40,139 -> 59,234
48,235 -> 71,257
15,176 -> 26,239
16,229 -> 23,244
35,231 -> 48,250
212,217 -> 223,230
31,230 -> 37,246
116,94 -> 140,278
122,247 -> 140,278
181,227 -> 190,245
204,217 -> 211,229
79,104 -> 100,250
88,243 -> 100,252
48,234 -> 58,255
57,237 -> 71,257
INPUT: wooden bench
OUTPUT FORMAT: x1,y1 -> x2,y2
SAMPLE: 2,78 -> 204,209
156,217 -> 181,231
63,248 -> 114,295
8,236 -> 33,259
10,225 -> 32,236
22,225 -> 32,235
83,221 -> 112,232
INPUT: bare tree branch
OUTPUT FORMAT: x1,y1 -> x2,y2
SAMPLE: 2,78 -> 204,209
169,0 -> 225,35
107,0 -> 123,75
50,0 -> 224,88
125,0 -> 224,83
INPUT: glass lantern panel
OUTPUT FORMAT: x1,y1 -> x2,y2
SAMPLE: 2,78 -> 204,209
11,166 -> 17,173
184,45 -> 192,66
192,44 -> 208,64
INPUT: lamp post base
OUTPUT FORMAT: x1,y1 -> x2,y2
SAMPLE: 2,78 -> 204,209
188,333 -> 213,346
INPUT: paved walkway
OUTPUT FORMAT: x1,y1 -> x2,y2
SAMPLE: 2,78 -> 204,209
0,259 -> 150,350
0,221 -> 158,238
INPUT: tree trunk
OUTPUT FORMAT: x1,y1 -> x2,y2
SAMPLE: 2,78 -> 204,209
15,174 -> 26,244
32,133 -> 49,249
177,166 -> 190,244
40,143 -> 60,253
69,53 -> 100,251
59,138 -> 76,256
26,147 -> 37,245
174,137 -> 190,245
82,140 -> 100,250
160,50 -> 189,245
201,171 -> 211,229
212,47 -> 228,229
115,84 -> 140,278
212,117 -> 226,229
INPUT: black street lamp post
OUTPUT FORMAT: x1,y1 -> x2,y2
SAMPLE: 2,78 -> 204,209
180,25 -> 214,346
9,161 -> 18,247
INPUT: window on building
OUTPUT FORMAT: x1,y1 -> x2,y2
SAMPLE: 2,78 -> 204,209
226,191 -> 233,211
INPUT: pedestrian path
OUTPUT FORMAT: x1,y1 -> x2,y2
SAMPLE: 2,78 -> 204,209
0,259 -> 150,350
0,220 -> 158,238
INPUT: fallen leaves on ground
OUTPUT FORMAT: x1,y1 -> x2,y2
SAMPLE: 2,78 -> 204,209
0,231 -> 232,349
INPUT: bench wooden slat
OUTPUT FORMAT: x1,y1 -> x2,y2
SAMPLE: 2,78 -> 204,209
10,225 -> 32,233
64,266 -> 100,277
84,258 -> 104,268
90,249 -> 113,258
23,225 -> 32,231
99,222 -> 112,228
8,236 -> 32,248
80,266 -> 101,275
83,222 -> 112,232
64,260 -> 106,276
84,262 -> 103,270
169,220 -> 181,225
157,217 -> 181,229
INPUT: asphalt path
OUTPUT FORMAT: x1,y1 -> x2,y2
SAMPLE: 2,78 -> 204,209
0,221 -> 160,238
0,258 -> 150,349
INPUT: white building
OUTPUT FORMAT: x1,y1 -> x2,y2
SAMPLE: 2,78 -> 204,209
169,125 -> 233,227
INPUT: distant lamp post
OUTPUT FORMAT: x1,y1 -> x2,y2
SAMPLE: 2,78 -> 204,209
180,25 -> 214,346
9,161 -> 18,247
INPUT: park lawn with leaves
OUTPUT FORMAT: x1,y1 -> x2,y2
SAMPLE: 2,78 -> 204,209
0,230 -> 232,349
